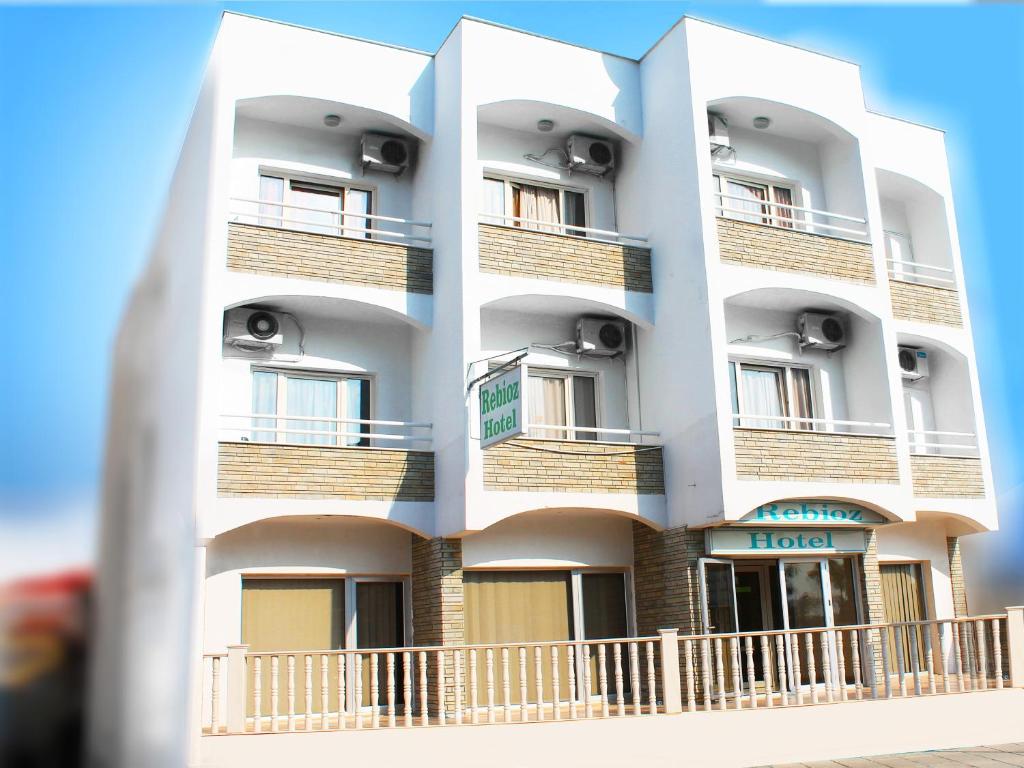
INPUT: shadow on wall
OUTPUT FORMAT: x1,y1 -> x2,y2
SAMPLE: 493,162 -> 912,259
962,483 -> 1024,612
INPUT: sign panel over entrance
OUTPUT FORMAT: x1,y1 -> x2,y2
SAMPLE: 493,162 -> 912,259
708,527 -> 867,556
479,364 -> 528,449
740,500 -> 888,526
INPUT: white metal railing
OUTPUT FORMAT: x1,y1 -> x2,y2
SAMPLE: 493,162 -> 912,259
714,191 -> 869,241
887,258 -> 957,289
230,196 -> 432,245
220,413 -> 432,448
479,213 -> 648,246
732,414 -> 893,436
525,424 -> 661,444
907,429 -> 978,456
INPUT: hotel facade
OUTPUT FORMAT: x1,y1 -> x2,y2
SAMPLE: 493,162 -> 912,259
91,13 -> 1024,768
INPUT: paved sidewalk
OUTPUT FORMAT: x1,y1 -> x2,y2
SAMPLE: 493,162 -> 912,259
758,743 -> 1024,767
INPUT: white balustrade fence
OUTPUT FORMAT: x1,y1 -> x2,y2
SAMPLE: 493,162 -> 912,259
907,429 -> 978,457
220,413 -> 433,449
714,192 -> 869,241
887,258 -> 957,289
479,213 -> 648,246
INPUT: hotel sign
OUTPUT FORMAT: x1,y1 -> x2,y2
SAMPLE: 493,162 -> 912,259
479,364 -> 528,449
708,527 -> 867,556
739,501 -> 887,526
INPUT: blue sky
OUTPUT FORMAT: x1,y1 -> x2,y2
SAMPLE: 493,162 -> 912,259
1,2 -> 1022,578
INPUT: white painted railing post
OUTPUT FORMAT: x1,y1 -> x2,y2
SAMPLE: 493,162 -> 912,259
658,629 -> 683,714
1006,607 -> 1024,688
226,644 -> 249,734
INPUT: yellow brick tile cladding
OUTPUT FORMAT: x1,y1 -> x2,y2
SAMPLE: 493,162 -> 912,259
947,537 -> 970,616
226,223 -> 433,294
217,441 -> 434,501
888,279 -> 963,327
716,217 -> 875,283
477,224 -> 653,292
733,428 -> 900,483
482,439 -> 664,494
910,455 -> 985,498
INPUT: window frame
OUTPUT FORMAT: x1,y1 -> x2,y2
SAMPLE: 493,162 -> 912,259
525,366 -> 602,441
250,366 -> 375,447
713,172 -> 799,229
728,357 -> 818,431
257,169 -> 377,239
481,173 -> 591,237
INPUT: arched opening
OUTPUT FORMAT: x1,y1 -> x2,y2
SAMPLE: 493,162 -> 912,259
876,169 -> 954,288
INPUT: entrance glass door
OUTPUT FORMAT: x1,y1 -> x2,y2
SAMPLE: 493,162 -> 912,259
698,558 -> 738,634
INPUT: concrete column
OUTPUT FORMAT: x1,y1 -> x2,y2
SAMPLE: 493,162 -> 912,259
1006,606 -> 1024,688
659,629 -> 683,714
187,540 -> 211,767
225,644 -> 249,734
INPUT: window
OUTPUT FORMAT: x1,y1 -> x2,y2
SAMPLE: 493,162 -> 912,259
259,173 -> 373,239
481,176 -> 587,236
880,563 -> 930,672
729,360 -> 814,430
527,370 -> 598,441
714,174 -> 795,229
251,369 -> 371,446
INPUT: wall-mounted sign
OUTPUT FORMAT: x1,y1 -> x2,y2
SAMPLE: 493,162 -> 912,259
707,527 -> 867,556
479,364 -> 527,449
739,501 -> 888,526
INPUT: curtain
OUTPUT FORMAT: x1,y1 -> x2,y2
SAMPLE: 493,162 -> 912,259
571,376 -> 598,441
791,368 -> 813,430
881,563 -> 928,679
480,178 -> 506,225
344,378 -> 370,447
258,175 -> 284,227
772,186 -> 794,228
517,184 -> 561,232
290,182 -> 341,235
286,377 -> 337,445
343,188 -> 372,240
725,179 -> 767,224
529,375 -> 567,438
740,367 -> 787,429
251,371 -> 278,442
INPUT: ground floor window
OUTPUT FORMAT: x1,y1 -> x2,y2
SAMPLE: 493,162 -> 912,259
880,562 -> 930,669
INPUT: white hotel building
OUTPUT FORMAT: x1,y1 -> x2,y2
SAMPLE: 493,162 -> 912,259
91,12 -> 1023,768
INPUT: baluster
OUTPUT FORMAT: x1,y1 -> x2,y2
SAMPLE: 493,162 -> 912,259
835,631 -> 847,701
304,655 -> 313,731
598,644 -> 610,718
211,656 -> 221,734
820,632 -> 834,703
714,638 -> 727,711
923,627 -> 936,695
403,652 -> 412,727
804,634 -> 817,703
370,654 -> 380,729
253,656 -> 262,733
939,624 -> 951,694
453,650 -> 463,725
320,654 -> 329,729
993,619 -> 1003,690
386,653 -> 396,728
551,646 -> 561,720
851,631 -> 863,700
745,637 -> 757,709
614,644 -> 625,717
583,645 -> 593,718
730,637 -> 742,710
645,641 -> 657,714
976,620 -> 988,690
775,635 -> 788,707
486,648 -> 496,724
909,626 -> 922,696
470,649 -> 479,724
418,651 -> 428,727
568,645 -> 578,720
354,654 -> 364,728
287,655 -> 296,731
879,628 -> 892,699
270,655 -> 280,732
894,627 -> 907,697
501,647 -> 511,722
960,622 -> 975,691
435,650 -> 444,726
684,639 -> 696,712
790,635 -> 803,706
701,638 -> 712,711
534,646 -> 545,722
519,647 -> 529,722
759,635 -> 772,708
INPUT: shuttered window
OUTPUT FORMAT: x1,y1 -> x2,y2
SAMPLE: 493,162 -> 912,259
880,563 -> 929,670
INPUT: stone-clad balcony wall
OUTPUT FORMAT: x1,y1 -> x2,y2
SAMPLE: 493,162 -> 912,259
217,441 -> 435,501
478,224 -> 653,292
910,455 -> 985,498
716,218 -> 875,284
733,428 -> 900,483
888,279 -> 963,327
482,439 -> 664,494
226,222 -> 433,294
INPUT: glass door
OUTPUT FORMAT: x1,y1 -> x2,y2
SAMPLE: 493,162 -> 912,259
699,558 -> 738,704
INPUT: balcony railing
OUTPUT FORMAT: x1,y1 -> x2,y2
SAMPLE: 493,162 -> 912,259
887,258 -> 956,289
230,197 -> 432,245
714,192 -> 869,241
732,414 -> 893,437
201,611 -> 1015,735
525,424 -> 661,444
907,429 -> 978,457
478,213 -> 647,247
220,413 -> 432,448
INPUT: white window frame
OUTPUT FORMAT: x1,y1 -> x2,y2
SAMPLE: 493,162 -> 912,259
713,172 -> 799,229
251,366 -> 375,446
526,367 -> 602,441
258,169 -> 377,239
729,358 -> 818,431
481,173 -> 590,236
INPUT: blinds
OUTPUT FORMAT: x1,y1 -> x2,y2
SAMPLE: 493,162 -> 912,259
881,563 -> 928,668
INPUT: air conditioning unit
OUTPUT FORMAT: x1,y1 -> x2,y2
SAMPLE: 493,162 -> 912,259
576,317 -> 627,357
224,308 -> 284,349
898,346 -> 930,381
708,112 -> 731,153
566,135 -> 615,176
361,133 -> 410,175
797,312 -> 846,351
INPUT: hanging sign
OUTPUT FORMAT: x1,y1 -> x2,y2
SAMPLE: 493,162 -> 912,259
739,500 -> 888,526
479,364 -> 528,449
708,527 -> 867,556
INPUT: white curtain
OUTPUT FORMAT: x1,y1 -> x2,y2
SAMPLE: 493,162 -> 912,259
343,188 -> 371,240
251,371 -> 278,442
529,376 -> 567,438
286,377 -> 337,444
258,175 -> 284,227
725,179 -> 766,225
741,368 -> 786,429
518,185 -> 561,232
480,178 -> 506,225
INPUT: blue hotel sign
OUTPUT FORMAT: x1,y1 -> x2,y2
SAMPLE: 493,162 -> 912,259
739,500 -> 888,526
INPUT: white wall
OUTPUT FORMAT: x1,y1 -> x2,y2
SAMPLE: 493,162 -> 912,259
876,520 -> 956,621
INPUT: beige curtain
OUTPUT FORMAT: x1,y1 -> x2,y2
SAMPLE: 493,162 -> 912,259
517,184 -> 561,232
772,186 -> 794,228
791,368 -> 813,431
528,375 -> 567,439
881,563 -> 928,676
